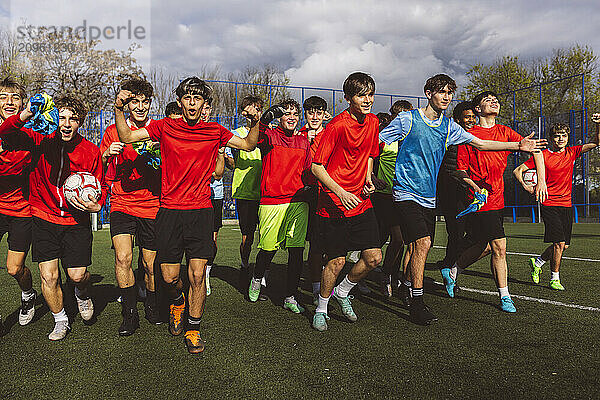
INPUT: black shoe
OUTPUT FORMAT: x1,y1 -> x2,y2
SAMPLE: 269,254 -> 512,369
409,301 -> 438,326
118,307 -> 140,336
398,284 -> 412,306
144,301 -> 161,325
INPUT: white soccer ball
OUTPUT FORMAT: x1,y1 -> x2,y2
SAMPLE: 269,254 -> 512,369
522,169 -> 538,186
63,172 -> 101,208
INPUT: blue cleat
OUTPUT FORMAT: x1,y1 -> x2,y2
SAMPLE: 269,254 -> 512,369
312,312 -> 330,332
440,268 -> 455,298
500,296 -> 517,313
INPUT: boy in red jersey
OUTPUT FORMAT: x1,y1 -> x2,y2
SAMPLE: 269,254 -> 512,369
0,78 -> 36,327
114,77 -> 260,354
1,95 -> 107,340
248,99 -> 311,314
311,72 -> 383,332
453,91 -> 547,313
514,119 -> 600,290
100,78 -> 161,336
299,96 -> 328,305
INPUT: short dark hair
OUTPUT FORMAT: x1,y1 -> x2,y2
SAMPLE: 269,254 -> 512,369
55,96 -> 87,124
472,91 -> 499,109
175,77 -> 212,100
204,96 -> 213,106
343,72 -> 375,98
239,95 -> 263,112
0,77 -> 26,100
303,96 -> 327,112
376,112 -> 391,125
549,122 -> 570,137
390,100 -> 413,116
280,98 -> 301,114
424,74 -> 457,95
121,78 -> 153,99
165,101 -> 181,116
452,101 -> 475,122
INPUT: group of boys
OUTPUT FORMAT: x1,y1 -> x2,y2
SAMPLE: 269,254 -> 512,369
1,71 -> 599,355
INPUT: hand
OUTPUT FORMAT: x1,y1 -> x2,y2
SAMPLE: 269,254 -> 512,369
535,181 -> 548,203
19,100 -> 34,122
371,174 -> 387,191
71,194 -> 101,213
260,105 -> 285,125
362,178 -> 376,197
104,142 -> 124,158
115,89 -> 134,111
523,184 -> 535,195
591,113 -> 600,124
306,129 -> 317,142
336,189 -> 361,210
519,133 -> 547,153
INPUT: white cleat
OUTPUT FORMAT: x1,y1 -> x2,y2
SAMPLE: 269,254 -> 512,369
19,290 -> 37,326
48,320 -> 70,341
76,296 -> 94,321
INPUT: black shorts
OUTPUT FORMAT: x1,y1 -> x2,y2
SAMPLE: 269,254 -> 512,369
32,217 -> 92,267
395,200 -> 436,244
156,208 -> 214,264
465,209 -> 505,244
110,211 -> 157,251
212,199 -> 223,232
319,207 -> 380,260
371,192 -> 396,246
236,199 -> 259,236
0,213 -> 32,253
541,206 -> 573,245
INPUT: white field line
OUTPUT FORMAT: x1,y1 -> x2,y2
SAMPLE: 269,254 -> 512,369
433,280 -> 600,312
431,245 -> 600,263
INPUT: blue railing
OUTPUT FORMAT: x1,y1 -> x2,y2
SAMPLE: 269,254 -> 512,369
504,203 -> 600,223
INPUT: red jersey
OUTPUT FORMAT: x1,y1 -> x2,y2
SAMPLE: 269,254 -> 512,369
0,132 -> 32,217
259,124 -> 311,205
524,146 -> 582,207
145,117 -> 233,210
313,111 -> 380,218
456,124 -> 522,212
100,122 -> 160,219
0,115 -> 107,225
299,125 -> 325,158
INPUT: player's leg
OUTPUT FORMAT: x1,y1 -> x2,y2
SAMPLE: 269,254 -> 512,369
135,215 -> 159,322
398,242 -> 413,305
281,202 -> 309,313
112,233 -> 138,335
66,266 -> 94,319
237,199 -> 259,273
207,199 -> 223,295
62,222 -> 95,322
38,259 -> 70,340
548,242 -> 566,290
489,237 -> 515,312
5,216 -> 36,325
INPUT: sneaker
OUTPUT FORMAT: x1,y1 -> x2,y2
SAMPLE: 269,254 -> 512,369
312,312 -> 330,332
206,270 -> 211,296
48,320 -> 70,341
283,297 -> 305,314
440,268 -> 455,298
19,290 -> 37,326
529,257 -> 541,284
75,295 -> 94,321
500,296 -> 517,313
118,307 -> 140,336
144,300 -> 161,325
549,279 -> 565,291
380,275 -> 392,298
184,330 -> 205,354
355,281 -> 371,295
332,288 -> 357,322
169,295 -> 186,336
248,278 -> 261,302
398,283 -> 411,306
409,301 -> 438,325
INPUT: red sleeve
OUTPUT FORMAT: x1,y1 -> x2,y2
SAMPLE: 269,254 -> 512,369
99,125 -> 116,155
257,123 -> 271,147
313,123 -> 338,165
0,114 -> 43,144
456,144 -> 469,170
523,155 -> 535,169
370,126 -> 379,159
89,144 -> 108,207
571,145 -> 583,160
219,125 -> 234,147
145,119 -> 165,142
506,126 -> 523,143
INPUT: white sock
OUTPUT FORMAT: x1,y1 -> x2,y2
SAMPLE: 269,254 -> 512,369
535,257 -> 546,268
551,271 -> 560,281
312,281 -> 320,295
262,270 -> 269,287
335,276 -> 356,298
52,309 -> 68,323
316,295 -> 329,314
498,286 -> 510,298
22,288 -> 35,301
206,265 -> 212,278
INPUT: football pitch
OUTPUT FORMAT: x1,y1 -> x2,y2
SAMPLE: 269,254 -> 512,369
0,222 -> 599,399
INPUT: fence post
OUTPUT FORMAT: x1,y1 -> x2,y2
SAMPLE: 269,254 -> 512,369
332,90 -> 336,116
573,205 -> 578,223
234,83 -> 238,129
531,206 -> 536,223
512,207 -> 516,223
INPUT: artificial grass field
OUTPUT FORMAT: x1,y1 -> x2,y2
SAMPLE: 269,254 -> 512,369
0,222 -> 599,399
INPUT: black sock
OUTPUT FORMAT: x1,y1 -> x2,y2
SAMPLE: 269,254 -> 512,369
121,285 -> 137,310
412,288 -> 424,303
254,250 -> 276,280
187,316 -> 201,331
172,292 -> 184,306
286,248 -> 304,298
146,290 -> 156,306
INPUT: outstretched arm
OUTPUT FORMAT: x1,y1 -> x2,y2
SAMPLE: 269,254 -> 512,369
582,113 -> 600,153
226,105 -> 272,151
470,133 -> 546,153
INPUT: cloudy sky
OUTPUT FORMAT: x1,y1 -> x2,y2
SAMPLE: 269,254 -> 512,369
2,0 -> 600,98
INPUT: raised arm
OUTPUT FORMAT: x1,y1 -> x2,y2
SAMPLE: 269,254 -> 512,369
470,133 -> 546,153
226,106 -> 277,151
114,90 -> 150,143
582,113 -> 600,153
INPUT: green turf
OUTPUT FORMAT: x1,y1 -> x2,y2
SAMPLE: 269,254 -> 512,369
1,222 -> 599,399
